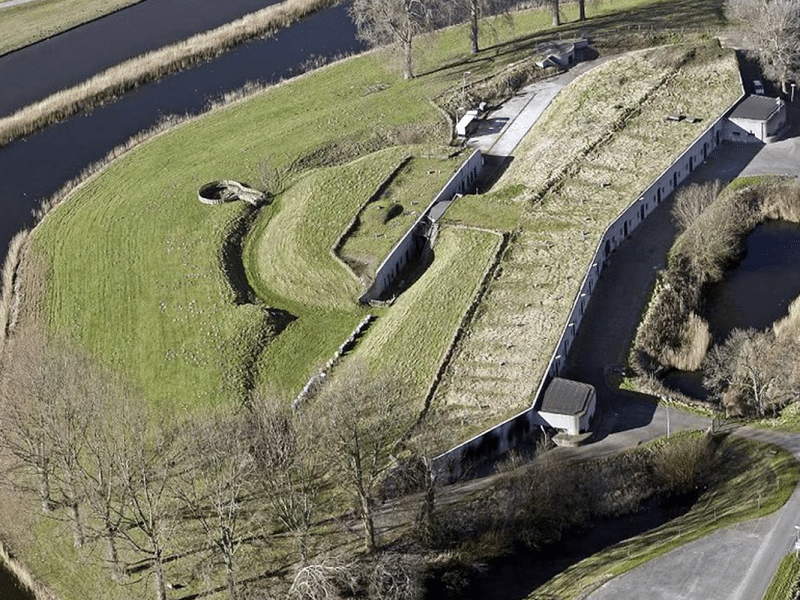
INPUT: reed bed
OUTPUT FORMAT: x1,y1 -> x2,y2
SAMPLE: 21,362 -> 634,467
0,228 -> 29,350
0,0 -> 339,147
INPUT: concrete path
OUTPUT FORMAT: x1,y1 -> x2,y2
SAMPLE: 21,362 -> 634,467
466,56 -> 613,183
571,106 -> 800,600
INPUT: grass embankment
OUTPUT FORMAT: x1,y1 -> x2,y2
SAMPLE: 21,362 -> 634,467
24,0 -> 697,422
337,153 -> 462,281
0,0 -> 143,56
526,435 -> 799,599
434,42 -> 741,441
763,553 -> 800,600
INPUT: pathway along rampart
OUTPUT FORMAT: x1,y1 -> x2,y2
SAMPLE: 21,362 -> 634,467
434,86 -> 747,482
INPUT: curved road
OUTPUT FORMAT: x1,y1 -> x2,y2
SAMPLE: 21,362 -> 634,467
576,112 -> 800,599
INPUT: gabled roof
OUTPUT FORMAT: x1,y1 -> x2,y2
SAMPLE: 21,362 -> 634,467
539,377 -> 595,416
729,94 -> 784,122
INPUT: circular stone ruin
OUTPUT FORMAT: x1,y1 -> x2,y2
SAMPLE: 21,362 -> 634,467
198,180 -> 265,206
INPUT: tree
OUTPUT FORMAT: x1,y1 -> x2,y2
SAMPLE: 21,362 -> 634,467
313,366 -> 411,553
112,412 -> 180,600
174,408 -> 259,600
445,0 -> 515,54
703,328 -> 798,416
249,392 -> 323,566
350,0 -> 434,79
671,180 -> 723,233
726,0 -> 800,94
578,0 -> 586,21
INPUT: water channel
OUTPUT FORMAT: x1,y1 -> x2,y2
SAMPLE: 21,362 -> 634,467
0,0 -> 290,116
663,219 -> 800,399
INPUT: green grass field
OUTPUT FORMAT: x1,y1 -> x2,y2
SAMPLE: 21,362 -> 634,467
762,553 -> 800,600
0,0 -> 143,56
8,0 -> 760,598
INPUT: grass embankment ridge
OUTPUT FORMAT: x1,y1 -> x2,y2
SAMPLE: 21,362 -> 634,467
434,43 -> 741,440
527,435 -> 800,599
762,552 -> 800,600
0,0 -> 341,147
0,0 -> 144,57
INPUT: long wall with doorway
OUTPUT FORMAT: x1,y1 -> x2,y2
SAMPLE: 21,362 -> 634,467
433,90 -> 746,480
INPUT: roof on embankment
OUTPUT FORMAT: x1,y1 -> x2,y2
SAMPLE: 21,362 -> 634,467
730,95 -> 784,122
539,377 -> 595,416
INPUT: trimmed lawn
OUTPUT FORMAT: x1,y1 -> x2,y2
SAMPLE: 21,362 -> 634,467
0,0 -> 143,56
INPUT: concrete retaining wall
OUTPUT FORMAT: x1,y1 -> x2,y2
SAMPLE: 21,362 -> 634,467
434,90 -> 745,478
361,150 -> 483,302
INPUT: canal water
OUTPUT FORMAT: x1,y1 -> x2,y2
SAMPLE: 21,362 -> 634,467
0,3 -> 364,260
663,220 -> 800,399
0,0 -> 289,116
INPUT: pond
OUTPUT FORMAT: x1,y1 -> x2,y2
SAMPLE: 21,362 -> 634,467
662,219 -> 800,399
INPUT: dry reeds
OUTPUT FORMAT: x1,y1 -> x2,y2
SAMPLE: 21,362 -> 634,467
0,0 -> 340,147
0,228 -> 29,350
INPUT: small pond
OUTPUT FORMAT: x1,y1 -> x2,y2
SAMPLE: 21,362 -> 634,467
662,219 -> 800,399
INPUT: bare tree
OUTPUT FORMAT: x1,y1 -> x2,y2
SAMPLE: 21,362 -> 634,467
672,181 -> 723,233
444,0 -> 515,54
726,0 -> 800,94
703,328 -> 798,416
112,412 -> 180,600
350,0 -> 434,79
175,408 -> 259,600
249,392 -> 325,566
313,366 -> 411,553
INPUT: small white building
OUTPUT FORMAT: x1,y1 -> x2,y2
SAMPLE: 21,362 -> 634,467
537,378 -> 596,435
726,94 -> 788,143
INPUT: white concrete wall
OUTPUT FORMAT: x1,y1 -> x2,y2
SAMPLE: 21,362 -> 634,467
531,93 -> 743,404
362,150 -> 483,301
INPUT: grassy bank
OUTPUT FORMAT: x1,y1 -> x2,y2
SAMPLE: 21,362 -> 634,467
0,0 -> 143,56
763,553 -> 800,600
526,435 -> 799,599
434,41 -> 741,438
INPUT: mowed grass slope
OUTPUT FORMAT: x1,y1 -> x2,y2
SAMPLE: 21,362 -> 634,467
354,226 -> 502,407
30,51 -> 450,410
0,0 -> 142,56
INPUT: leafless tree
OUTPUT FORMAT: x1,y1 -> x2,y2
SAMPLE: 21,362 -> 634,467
703,328 -> 798,416
367,553 -> 424,600
313,365 -> 411,553
350,0 -> 435,79
726,0 -> 800,94
248,391 -> 323,565
112,411 -> 181,600
443,0 -> 516,54
288,557 -> 358,600
672,180 -> 723,233
175,408 -> 259,600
